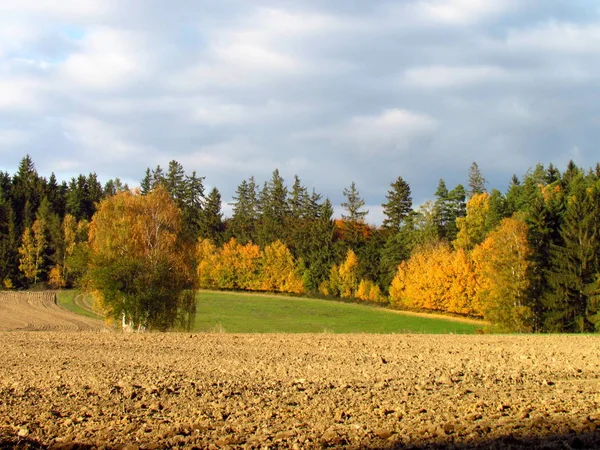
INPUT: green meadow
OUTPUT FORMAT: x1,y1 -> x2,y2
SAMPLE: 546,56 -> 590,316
58,290 -> 482,334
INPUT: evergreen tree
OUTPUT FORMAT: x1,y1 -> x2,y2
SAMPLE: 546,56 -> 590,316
182,171 -> 205,238
0,193 -> 18,287
12,155 -> 42,231
256,169 -> 289,246
288,175 -> 309,220
341,181 -> 368,222
443,184 -> 466,241
46,173 -> 66,218
104,178 -> 128,197
561,160 -> 581,192
229,177 -> 258,244
35,197 -> 63,278
545,163 -> 561,184
152,165 -> 165,188
340,181 -> 369,250
526,186 -> 564,331
505,174 -> 525,216
381,176 -> 412,232
468,161 -> 486,197
543,181 -> 600,332
165,160 -> 186,203
485,189 -> 507,233
198,187 -> 224,243
140,168 -> 152,195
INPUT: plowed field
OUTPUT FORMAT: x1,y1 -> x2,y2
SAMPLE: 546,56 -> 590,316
1,331 -> 599,449
0,292 -> 105,332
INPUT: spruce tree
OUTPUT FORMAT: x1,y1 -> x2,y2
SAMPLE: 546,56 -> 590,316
229,177 -> 258,244
543,181 -> 600,332
198,187 -> 224,243
381,176 -> 412,232
468,162 -> 486,197
140,168 -> 152,195
256,169 -> 289,245
341,181 -> 368,222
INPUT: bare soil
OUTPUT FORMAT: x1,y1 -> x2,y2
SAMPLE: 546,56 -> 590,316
0,292 -> 105,332
1,330 -> 599,449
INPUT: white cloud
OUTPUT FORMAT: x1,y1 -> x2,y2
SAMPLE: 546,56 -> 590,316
61,115 -> 148,164
404,65 -> 509,88
0,1 -> 114,21
0,78 -> 44,111
0,130 -> 28,147
504,23 -> 600,54
58,27 -> 148,91
297,109 -> 437,155
414,0 -> 517,25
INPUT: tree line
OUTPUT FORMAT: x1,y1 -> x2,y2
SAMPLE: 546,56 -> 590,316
1,155 -> 599,332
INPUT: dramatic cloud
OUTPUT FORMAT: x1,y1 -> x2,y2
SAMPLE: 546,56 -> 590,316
1,0 -> 599,223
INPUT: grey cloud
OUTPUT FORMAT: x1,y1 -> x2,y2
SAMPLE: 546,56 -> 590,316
1,1 -> 599,223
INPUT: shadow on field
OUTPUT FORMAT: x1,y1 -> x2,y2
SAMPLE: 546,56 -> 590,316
372,430 -> 600,450
1,429 -> 599,449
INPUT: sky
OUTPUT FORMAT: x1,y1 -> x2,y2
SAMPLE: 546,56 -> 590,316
1,1 -> 599,224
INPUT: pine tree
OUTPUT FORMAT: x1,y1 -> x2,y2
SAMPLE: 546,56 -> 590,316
140,168 -> 152,195
256,169 -> 289,246
0,193 -> 18,287
198,187 -> 224,243
182,171 -> 205,238
526,186 -> 564,331
229,177 -> 258,244
543,182 -> 600,332
288,175 -> 309,219
340,181 -> 368,250
468,162 -> 486,198
446,184 -> 466,241
381,176 -> 412,232
484,189 -> 507,233
12,155 -> 42,232
341,182 -> 368,222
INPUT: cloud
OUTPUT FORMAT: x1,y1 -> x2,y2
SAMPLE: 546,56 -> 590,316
414,0 -> 518,25
296,109 -> 437,155
504,22 -> 600,54
404,65 -> 510,89
0,1 -> 600,224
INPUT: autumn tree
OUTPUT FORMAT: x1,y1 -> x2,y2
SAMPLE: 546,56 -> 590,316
389,242 -> 480,316
257,240 -> 304,294
472,217 -> 533,332
86,187 -> 196,331
454,192 -> 490,251
196,238 -> 261,291
320,249 -> 361,299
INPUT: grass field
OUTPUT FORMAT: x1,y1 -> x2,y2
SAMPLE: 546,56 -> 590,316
194,291 -> 482,334
56,290 -> 104,320
57,290 -> 483,334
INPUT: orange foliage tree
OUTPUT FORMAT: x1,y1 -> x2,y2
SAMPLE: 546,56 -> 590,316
196,238 -> 304,294
319,249 -> 360,298
196,238 -> 261,290
389,242 -> 481,316
87,187 -> 196,331
257,240 -> 305,294
471,216 -> 533,331
454,192 -> 489,251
